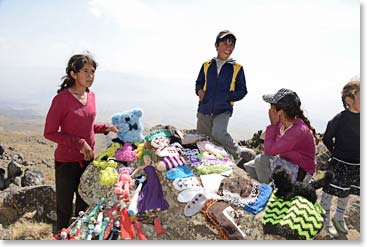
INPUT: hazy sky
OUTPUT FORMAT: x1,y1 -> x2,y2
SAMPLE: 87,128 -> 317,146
0,0 -> 362,137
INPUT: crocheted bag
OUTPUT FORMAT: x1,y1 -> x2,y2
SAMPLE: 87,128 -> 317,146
262,193 -> 325,240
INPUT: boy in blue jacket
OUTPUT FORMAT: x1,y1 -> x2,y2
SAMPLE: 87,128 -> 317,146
195,30 -> 255,161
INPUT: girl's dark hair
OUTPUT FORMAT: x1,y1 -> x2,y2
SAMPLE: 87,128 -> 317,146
341,80 -> 360,109
273,93 -> 318,142
57,54 -> 97,93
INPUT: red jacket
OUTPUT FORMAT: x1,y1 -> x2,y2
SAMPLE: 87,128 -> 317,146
44,89 -> 110,162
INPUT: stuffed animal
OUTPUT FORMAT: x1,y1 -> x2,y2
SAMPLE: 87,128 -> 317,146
112,108 -> 144,143
115,142 -> 137,163
115,169 -> 135,202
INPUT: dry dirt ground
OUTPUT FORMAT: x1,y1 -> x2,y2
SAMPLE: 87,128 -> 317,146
0,116 -> 110,239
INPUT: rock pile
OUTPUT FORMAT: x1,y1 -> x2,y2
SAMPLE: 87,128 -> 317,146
0,144 -> 56,225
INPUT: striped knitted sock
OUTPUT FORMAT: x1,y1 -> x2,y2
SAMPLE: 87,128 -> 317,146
334,196 -> 349,221
320,192 -> 332,226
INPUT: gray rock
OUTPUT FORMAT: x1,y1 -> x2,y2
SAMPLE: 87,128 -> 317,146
4,178 -> 12,189
1,185 -> 56,222
0,224 -> 12,240
14,176 -> 22,186
79,163 -> 122,207
37,140 -> 47,145
12,153 -> 23,161
346,199 -> 360,232
0,168 -> 5,190
22,160 -> 31,166
7,160 -> 22,179
0,144 -> 4,156
21,168 -> 44,187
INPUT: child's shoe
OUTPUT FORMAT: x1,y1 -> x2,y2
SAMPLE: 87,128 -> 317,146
332,216 -> 348,234
320,224 -> 339,238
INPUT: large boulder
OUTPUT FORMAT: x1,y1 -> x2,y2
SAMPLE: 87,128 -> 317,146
79,157 -> 272,240
1,185 -> 56,223
78,163 -> 123,207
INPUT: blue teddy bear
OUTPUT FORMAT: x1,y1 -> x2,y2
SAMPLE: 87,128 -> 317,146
112,108 -> 144,143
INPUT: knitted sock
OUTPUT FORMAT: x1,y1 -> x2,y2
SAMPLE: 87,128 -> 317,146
334,196 -> 349,221
153,217 -> 166,236
320,192 -> 332,226
120,208 -> 135,239
134,220 -> 147,240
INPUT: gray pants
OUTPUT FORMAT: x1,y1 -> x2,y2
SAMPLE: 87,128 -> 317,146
244,154 -> 312,184
196,111 -> 241,159
243,154 -> 273,183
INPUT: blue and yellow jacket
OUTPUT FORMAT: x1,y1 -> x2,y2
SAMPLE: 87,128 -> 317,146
195,58 -> 247,115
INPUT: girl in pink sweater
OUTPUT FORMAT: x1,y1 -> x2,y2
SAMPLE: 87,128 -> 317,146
240,88 -> 317,183
44,54 -> 118,232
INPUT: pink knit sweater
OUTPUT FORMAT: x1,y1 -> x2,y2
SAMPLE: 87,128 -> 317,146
44,90 -> 110,162
264,118 -> 316,174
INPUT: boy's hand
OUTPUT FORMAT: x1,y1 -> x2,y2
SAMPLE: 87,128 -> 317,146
80,141 -> 94,161
198,89 -> 205,101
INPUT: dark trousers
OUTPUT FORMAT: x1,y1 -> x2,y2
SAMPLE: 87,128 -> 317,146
55,161 -> 89,231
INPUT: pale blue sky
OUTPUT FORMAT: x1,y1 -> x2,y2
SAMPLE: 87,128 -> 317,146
0,0 -> 362,138
0,0 -> 359,79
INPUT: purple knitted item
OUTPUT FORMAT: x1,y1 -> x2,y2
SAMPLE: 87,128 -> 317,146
137,166 -> 169,213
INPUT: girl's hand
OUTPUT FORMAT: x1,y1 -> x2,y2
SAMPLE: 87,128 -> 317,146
268,105 -> 280,125
80,141 -> 94,161
198,89 -> 205,101
107,125 -> 119,133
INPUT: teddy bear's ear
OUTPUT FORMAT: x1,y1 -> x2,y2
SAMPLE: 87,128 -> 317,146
133,109 -> 143,117
112,113 -> 120,125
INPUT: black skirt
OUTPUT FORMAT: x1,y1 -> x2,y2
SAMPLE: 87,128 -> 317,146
323,157 -> 360,198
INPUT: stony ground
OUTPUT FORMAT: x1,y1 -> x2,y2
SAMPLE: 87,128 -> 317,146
0,115 -> 361,240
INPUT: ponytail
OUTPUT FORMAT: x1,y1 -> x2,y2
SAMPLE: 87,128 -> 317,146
298,109 -> 318,144
57,75 -> 74,93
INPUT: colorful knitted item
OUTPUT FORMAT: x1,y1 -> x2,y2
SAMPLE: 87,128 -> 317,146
218,177 -> 259,207
115,142 -> 137,163
144,130 -> 171,142
166,165 -> 194,180
161,156 -> 186,170
200,199 -> 246,240
93,143 -> 121,169
99,167 -> 119,186
196,141 -> 229,157
244,183 -> 273,215
262,193 -> 325,240
95,143 -> 122,161
195,164 -> 232,175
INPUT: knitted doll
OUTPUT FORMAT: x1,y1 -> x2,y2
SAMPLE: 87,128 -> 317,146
129,150 -> 169,213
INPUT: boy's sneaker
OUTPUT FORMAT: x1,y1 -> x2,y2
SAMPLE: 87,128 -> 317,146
239,147 -> 256,162
332,216 -> 348,234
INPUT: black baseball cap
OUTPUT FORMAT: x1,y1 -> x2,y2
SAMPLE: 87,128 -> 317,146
262,88 -> 296,104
